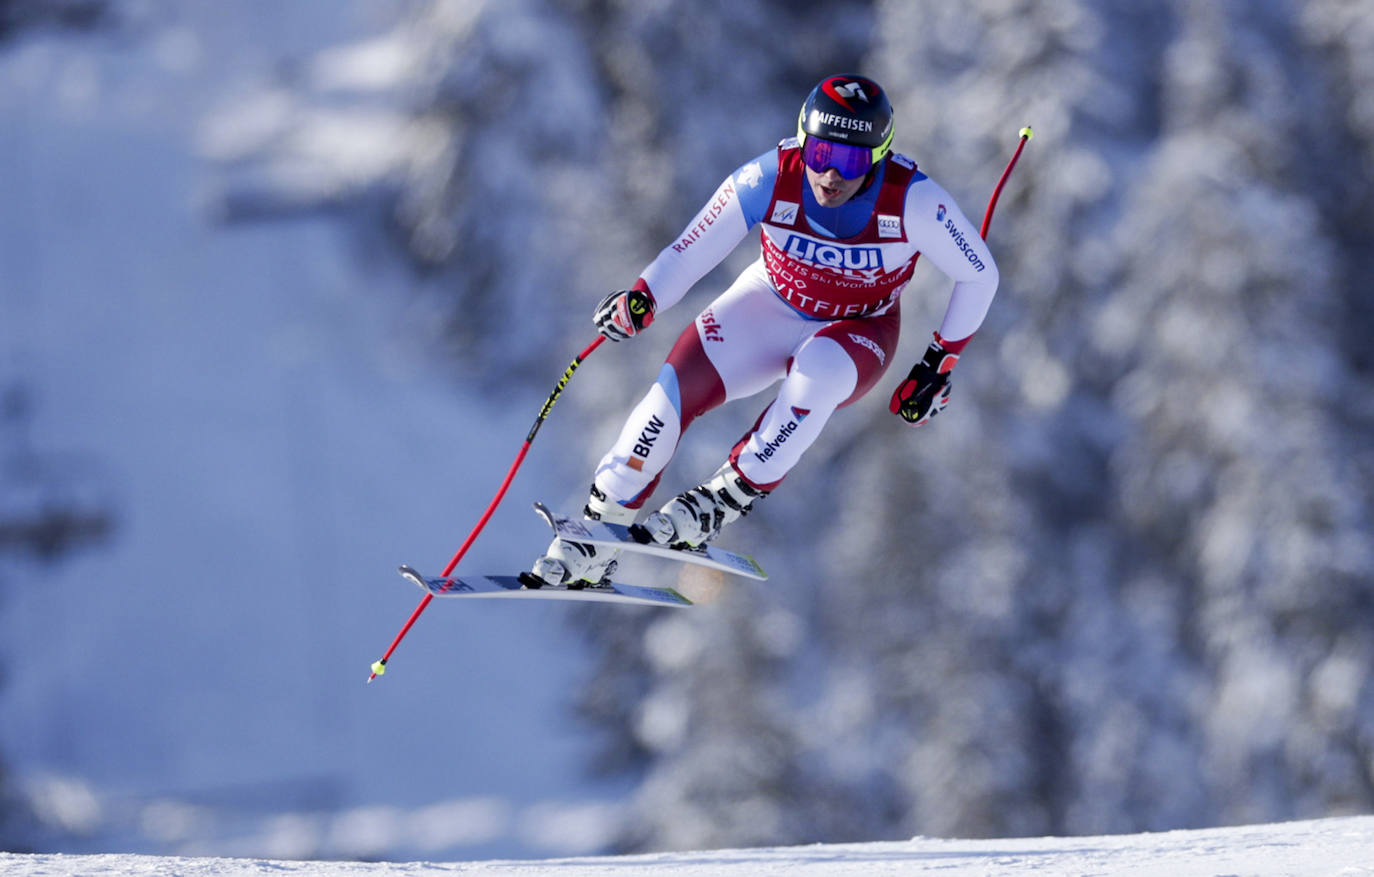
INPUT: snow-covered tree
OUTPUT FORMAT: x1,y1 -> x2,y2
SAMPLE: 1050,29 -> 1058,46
190,0 -> 1374,853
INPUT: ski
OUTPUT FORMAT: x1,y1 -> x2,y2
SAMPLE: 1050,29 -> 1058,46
533,502 -> 767,580
398,565 -> 692,608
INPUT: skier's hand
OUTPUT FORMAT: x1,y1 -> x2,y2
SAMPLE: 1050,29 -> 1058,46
890,337 -> 958,427
594,287 -> 656,341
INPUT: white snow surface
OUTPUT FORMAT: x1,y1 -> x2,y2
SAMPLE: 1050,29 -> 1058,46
3,816 -> 1373,875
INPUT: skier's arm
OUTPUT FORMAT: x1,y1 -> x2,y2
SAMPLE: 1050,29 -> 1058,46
631,150 -> 776,314
635,177 -> 750,314
889,179 -> 1000,427
593,168 -> 760,342
593,178 -> 749,342
594,151 -> 778,342
904,178 -> 1000,349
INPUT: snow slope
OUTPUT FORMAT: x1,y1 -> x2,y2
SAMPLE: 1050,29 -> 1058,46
3,816 -> 1373,876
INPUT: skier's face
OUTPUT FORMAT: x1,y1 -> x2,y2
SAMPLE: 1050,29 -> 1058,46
805,165 -> 865,207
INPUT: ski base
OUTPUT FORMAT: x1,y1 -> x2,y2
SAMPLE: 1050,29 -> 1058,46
398,565 -> 692,608
533,502 -> 767,580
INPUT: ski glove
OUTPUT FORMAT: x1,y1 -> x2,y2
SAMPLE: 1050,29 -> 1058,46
594,288 -> 656,341
890,337 -> 959,427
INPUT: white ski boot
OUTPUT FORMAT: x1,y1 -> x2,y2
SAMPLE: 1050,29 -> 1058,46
640,463 -> 767,549
529,485 -> 634,587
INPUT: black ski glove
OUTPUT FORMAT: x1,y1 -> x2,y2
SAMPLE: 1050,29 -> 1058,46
890,336 -> 959,427
594,287 -> 656,341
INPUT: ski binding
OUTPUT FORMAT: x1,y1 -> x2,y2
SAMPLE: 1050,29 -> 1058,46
533,502 -> 767,580
398,565 -> 692,608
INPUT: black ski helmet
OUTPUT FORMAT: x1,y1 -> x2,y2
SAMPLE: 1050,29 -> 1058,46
797,74 -> 895,160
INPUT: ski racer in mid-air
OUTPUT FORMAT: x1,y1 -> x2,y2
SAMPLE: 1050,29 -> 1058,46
529,73 -> 1001,587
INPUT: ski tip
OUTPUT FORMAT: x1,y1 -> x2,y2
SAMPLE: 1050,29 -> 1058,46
531,502 -> 556,527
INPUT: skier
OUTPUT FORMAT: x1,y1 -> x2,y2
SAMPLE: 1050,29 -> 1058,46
530,73 -> 1000,587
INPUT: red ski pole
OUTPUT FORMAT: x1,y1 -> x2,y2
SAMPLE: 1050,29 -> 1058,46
981,126 -> 1033,240
368,334 -> 607,682
889,126 -> 1032,421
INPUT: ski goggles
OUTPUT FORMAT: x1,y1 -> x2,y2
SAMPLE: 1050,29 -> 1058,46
799,134 -> 877,180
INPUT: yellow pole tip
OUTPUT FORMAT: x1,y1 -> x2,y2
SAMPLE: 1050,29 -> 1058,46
371,660 -> 386,676
1020,126 -> 1034,140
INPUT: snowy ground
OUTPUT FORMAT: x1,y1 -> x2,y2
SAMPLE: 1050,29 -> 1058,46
3,816 -> 1373,876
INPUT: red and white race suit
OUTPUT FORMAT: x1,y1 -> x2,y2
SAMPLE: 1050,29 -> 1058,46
593,138 -> 999,507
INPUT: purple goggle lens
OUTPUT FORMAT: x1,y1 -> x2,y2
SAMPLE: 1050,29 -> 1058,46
801,136 -> 873,180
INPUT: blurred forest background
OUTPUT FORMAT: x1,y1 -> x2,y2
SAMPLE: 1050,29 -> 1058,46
4,0 -> 1374,860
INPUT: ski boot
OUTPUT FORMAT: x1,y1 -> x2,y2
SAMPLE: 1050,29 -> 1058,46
526,485 -> 633,589
639,463 -> 768,549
